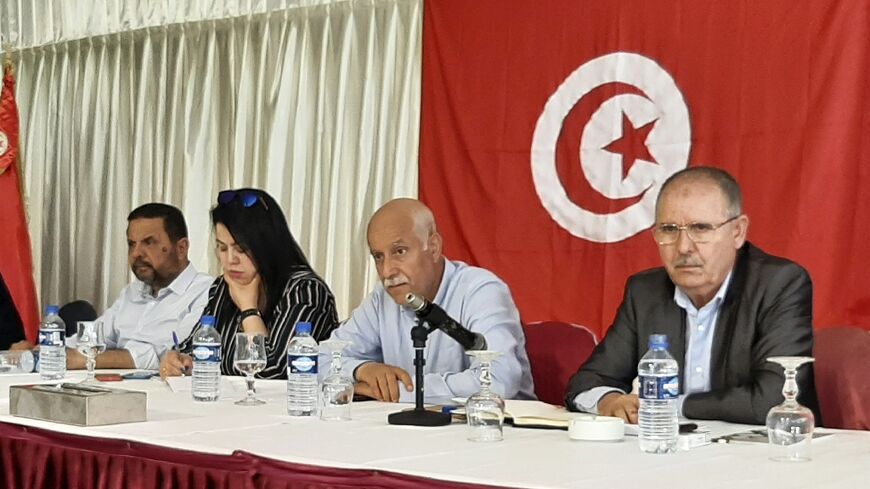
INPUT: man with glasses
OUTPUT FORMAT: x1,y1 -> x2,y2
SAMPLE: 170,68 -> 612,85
565,167 -> 819,425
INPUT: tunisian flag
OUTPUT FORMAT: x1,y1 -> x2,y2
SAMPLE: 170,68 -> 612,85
0,62 -> 39,340
419,0 -> 870,338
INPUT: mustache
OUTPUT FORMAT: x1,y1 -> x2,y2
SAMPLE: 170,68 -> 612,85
673,256 -> 702,267
383,274 -> 410,288
131,260 -> 153,270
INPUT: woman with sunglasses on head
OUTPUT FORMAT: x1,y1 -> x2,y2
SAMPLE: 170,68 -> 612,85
159,188 -> 338,379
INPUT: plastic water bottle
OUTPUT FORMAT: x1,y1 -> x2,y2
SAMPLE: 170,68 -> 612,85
638,334 -> 679,454
192,315 -> 221,402
38,305 -> 67,380
287,322 -> 319,416
0,350 -> 36,373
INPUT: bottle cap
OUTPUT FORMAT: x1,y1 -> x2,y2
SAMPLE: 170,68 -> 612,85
295,322 -> 312,335
649,334 -> 669,349
45,305 -> 60,315
200,315 -> 216,327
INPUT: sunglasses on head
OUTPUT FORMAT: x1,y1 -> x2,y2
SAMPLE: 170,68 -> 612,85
217,190 -> 269,210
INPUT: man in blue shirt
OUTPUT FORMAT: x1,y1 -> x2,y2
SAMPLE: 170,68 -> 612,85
566,167 -> 819,425
331,198 -> 535,402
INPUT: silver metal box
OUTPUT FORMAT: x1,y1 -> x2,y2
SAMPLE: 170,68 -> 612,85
10,383 -> 147,426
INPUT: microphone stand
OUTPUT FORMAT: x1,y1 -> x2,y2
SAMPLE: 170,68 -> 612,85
387,319 -> 452,427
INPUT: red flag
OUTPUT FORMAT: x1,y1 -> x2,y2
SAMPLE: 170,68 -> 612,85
0,61 -> 39,341
419,0 -> 870,338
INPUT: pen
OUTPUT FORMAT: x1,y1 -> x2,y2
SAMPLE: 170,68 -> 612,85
171,331 -> 191,376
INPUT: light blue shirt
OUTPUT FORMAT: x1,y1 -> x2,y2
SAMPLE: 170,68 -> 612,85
96,263 -> 212,370
330,259 -> 536,402
575,272 -> 732,415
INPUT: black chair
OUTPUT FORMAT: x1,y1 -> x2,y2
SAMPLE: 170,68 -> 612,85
58,300 -> 98,337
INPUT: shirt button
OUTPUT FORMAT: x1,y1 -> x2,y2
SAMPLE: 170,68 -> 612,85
695,367 -> 703,373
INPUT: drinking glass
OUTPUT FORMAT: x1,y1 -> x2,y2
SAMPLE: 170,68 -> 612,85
766,356 -> 815,462
76,321 -> 105,383
465,350 -> 505,442
319,339 -> 354,421
233,333 -> 266,405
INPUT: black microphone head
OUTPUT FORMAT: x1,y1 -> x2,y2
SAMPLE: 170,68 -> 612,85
404,293 -> 426,312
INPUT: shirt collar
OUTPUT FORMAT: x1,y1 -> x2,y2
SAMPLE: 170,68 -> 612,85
431,258 -> 455,305
136,262 -> 198,299
674,270 -> 733,315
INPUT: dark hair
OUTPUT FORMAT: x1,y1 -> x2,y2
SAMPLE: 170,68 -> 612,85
127,203 -> 188,242
211,188 -> 311,315
656,166 -> 743,218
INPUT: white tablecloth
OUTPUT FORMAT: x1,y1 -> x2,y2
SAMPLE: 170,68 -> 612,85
0,372 -> 867,489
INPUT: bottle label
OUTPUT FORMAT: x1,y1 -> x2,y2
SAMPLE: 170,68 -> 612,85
639,375 -> 679,400
192,345 -> 221,363
288,354 -> 318,375
38,329 -> 66,347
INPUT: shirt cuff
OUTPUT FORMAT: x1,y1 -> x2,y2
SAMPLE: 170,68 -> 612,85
123,342 -> 160,370
347,359 -> 371,381
573,386 -> 626,414
676,394 -> 687,417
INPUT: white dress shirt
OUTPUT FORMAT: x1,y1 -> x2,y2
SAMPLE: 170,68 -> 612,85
96,263 -> 212,369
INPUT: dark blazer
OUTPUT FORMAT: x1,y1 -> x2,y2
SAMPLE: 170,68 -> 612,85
0,273 -> 26,350
565,242 -> 820,425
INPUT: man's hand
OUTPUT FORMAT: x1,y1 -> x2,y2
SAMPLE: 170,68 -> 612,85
224,272 -> 262,311
354,362 -> 413,402
160,350 -> 193,379
353,381 -> 376,400
66,348 -> 86,369
598,392 -> 639,424
9,341 -> 35,351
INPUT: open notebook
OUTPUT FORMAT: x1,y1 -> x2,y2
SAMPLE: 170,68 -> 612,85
502,400 -> 591,429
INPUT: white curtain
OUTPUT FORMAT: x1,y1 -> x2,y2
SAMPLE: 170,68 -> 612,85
0,0 -> 422,318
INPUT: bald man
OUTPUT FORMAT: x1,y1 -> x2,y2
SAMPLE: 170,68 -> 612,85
329,199 -> 535,403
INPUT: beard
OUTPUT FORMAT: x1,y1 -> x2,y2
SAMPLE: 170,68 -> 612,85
131,260 -> 156,283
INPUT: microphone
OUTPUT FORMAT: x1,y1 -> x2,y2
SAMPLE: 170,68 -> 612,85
404,293 -> 487,351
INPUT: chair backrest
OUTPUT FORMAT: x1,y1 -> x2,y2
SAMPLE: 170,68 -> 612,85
523,321 -> 598,405
58,300 -> 98,336
813,326 -> 870,430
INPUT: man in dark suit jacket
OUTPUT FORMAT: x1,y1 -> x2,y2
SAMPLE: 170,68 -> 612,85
565,167 -> 819,425
0,273 -> 27,351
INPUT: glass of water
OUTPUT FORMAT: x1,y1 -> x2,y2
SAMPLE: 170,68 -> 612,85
465,350 -> 505,442
76,321 -> 105,383
319,339 -> 354,421
766,356 -> 815,461
233,333 -> 267,405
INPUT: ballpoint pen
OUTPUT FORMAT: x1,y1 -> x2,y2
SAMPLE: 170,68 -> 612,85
171,331 -> 191,376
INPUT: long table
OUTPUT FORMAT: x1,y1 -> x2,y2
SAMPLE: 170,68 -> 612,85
0,372 -> 867,488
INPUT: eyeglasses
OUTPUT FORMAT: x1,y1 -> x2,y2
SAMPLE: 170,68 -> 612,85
653,216 -> 739,245
217,190 -> 269,210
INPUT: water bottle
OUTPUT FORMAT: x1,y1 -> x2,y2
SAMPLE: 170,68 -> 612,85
192,315 -> 221,402
638,333 -> 679,454
38,305 -> 67,380
0,350 -> 36,373
287,322 -> 318,416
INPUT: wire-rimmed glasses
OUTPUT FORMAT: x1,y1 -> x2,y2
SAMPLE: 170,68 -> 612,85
653,215 -> 739,245
233,333 -> 267,406
76,321 -> 105,383
465,350 -> 505,442
766,356 -> 815,461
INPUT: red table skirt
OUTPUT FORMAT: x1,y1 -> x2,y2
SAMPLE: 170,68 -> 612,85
0,422 -> 500,489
